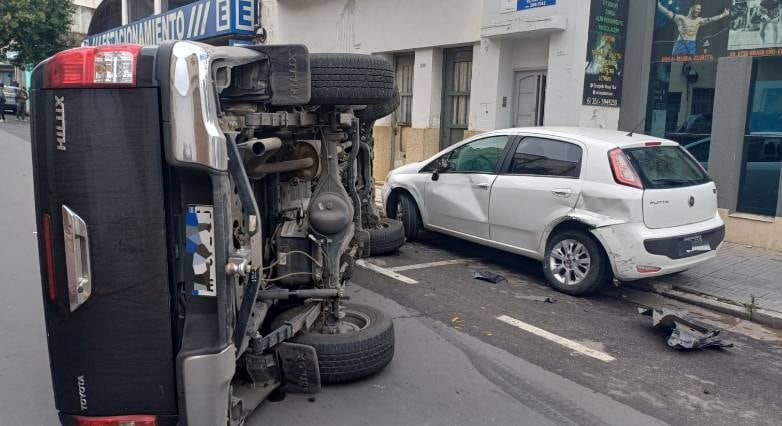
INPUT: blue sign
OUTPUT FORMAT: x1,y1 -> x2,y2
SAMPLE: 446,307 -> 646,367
83,0 -> 256,47
517,0 -> 556,10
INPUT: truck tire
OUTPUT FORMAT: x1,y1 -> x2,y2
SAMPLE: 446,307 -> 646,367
309,54 -> 395,105
368,218 -> 406,256
272,303 -> 395,384
356,88 -> 400,122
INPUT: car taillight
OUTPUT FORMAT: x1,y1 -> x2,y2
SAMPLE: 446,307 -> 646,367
74,415 -> 157,426
45,45 -> 142,88
608,148 -> 643,189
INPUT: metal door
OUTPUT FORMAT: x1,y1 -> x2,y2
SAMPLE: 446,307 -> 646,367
513,71 -> 547,127
441,47 -> 473,148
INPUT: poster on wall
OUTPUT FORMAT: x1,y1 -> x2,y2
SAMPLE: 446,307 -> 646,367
582,0 -> 629,107
728,0 -> 782,56
651,0 -> 732,62
652,0 -> 782,62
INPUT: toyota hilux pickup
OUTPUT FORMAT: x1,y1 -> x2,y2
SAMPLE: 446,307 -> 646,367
30,41 -> 402,426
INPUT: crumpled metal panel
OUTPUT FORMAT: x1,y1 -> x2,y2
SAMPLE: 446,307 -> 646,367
638,307 -> 733,350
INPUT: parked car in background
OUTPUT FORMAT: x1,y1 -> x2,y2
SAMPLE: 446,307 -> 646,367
2,86 -> 19,114
383,127 -> 725,296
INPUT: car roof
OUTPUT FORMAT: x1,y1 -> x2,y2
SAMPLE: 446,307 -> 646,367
492,126 -> 672,149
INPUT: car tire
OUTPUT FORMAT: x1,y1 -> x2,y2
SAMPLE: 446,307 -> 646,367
387,192 -> 420,241
368,217 -> 406,256
309,54 -> 395,105
543,230 -> 612,296
272,303 -> 395,384
356,88 -> 400,122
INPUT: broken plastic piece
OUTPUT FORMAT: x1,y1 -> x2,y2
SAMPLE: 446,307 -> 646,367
472,270 -> 506,283
638,307 -> 733,350
518,295 -> 556,303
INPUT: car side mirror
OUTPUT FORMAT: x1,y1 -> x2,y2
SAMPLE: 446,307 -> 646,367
432,157 -> 449,181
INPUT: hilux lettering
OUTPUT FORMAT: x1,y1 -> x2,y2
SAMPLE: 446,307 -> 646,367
55,96 -> 66,151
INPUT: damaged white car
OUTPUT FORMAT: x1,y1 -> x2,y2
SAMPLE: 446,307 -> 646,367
382,127 -> 725,295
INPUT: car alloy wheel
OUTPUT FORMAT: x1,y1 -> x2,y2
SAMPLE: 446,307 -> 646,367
548,239 -> 592,286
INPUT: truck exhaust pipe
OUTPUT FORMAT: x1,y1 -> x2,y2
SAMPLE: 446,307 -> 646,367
238,137 -> 282,157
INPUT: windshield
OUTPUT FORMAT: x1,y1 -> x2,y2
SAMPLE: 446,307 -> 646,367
624,146 -> 711,189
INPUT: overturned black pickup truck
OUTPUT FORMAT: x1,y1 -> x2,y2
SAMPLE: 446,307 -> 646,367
30,41 -> 406,425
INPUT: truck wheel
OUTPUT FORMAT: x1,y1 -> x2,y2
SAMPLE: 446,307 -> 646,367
543,230 -> 612,296
368,218 -> 406,256
272,303 -> 395,384
387,192 -> 420,241
356,88 -> 400,122
309,54 -> 395,105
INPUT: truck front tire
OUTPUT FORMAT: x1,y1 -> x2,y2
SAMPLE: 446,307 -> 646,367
309,54 -> 396,105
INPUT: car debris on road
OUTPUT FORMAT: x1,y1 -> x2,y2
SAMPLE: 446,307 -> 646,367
472,270 -> 507,283
517,295 -> 556,303
638,307 -> 733,350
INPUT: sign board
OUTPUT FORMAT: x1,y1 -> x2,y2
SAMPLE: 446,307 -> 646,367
517,0 -> 556,11
83,0 -> 256,47
652,0 -> 782,63
582,0 -> 629,107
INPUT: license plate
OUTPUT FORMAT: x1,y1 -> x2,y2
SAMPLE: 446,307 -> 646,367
683,234 -> 711,254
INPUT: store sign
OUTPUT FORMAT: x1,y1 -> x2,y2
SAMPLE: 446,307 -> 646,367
83,0 -> 256,47
517,0 -> 556,10
652,0 -> 782,63
582,0 -> 629,108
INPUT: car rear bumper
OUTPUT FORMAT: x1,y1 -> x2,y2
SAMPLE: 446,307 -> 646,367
592,213 -> 725,281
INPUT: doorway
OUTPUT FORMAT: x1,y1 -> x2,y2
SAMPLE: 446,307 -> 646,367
441,47 -> 474,148
513,71 -> 547,127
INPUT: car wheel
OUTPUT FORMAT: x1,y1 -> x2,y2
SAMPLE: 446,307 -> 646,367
272,303 -> 395,384
543,230 -> 611,296
388,192 -> 420,241
367,217 -> 406,256
309,54 -> 395,105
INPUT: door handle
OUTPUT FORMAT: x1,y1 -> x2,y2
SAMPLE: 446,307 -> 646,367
474,183 -> 491,190
62,205 -> 92,312
552,188 -> 572,198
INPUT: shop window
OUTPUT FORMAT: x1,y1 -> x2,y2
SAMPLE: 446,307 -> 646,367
646,62 -> 717,165
395,54 -> 414,125
129,0 -> 155,22
164,0 -> 199,11
736,58 -> 782,217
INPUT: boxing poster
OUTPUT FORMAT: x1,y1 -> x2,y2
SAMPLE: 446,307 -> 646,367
652,1 -> 733,62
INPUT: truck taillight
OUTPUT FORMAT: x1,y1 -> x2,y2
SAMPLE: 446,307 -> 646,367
608,148 -> 643,189
45,45 -> 142,88
74,415 -> 157,426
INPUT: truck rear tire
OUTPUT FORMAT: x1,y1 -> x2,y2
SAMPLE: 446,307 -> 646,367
272,303 -> 395,384
309,54 -> 395,105
356,88 -> 400,122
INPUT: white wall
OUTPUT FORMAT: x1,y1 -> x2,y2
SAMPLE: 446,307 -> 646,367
271,0 -> 481,54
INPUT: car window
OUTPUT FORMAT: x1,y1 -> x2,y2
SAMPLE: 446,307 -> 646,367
508,137 -> 582,177
444,136 -> 509,173
624,146 -> 711,189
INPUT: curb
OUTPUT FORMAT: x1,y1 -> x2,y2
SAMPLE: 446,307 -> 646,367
626,281 -> 782,330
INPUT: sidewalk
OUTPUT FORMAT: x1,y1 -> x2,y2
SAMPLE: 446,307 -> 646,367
644,242 -> 782,326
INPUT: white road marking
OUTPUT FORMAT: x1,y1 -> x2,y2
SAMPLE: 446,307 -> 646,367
356,259 -> 418,284
389,258 -> 479,272
496,315 -> 616,363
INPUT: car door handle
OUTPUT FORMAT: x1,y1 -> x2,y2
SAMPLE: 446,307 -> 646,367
552,188 -> 572,197
474,183 -> 491,190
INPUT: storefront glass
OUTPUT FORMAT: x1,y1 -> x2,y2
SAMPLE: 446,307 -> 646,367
736,58 -> 782,216
646,61 -> 717,165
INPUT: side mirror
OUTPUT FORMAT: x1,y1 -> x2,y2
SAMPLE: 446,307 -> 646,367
432,157 -> 449,181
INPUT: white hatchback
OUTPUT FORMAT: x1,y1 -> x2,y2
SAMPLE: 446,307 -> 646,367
381,127 -> 724,295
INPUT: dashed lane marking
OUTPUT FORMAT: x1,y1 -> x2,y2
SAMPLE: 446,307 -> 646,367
496,315 -> 616,363
388,258 -> 479,272
355,259 -> 418,284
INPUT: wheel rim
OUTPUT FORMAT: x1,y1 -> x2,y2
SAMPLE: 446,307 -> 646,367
548,239 -> 591,286
395,200 -> 405,223
334,309 -> 371,334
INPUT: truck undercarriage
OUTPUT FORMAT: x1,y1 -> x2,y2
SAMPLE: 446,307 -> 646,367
31,41 -> 403,425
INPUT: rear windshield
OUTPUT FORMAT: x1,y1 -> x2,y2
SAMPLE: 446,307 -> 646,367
624,146 -> 711,189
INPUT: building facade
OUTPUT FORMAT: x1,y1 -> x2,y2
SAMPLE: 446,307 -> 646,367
80,0 -> 782,250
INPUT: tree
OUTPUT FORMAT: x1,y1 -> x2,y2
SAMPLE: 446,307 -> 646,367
0,0 -> 78,68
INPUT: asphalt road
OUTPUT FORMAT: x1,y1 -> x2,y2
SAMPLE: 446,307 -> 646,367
3,120 -> 781,425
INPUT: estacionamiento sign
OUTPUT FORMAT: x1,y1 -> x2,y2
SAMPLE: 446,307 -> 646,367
652,0 -> 782,63
82,0 -> 256,47
582,0 -> 629,108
